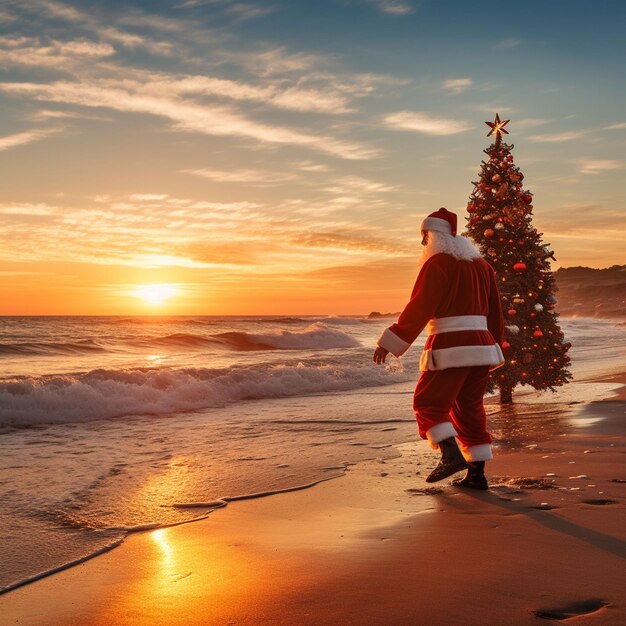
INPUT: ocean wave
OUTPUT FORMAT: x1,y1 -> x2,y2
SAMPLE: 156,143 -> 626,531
310,316 -> 367,325
112,316 -> 308,326
110,317 -> 182,324
0,340 -> 107,357
136,323 -> 361,352
240,323 -> 361,350
190,316 -> 307,326
0,356 -> 409,426
0,324 -> 360,359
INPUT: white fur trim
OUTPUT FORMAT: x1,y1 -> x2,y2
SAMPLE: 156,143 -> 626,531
377,328 -> 411,357
420,344 -> 505,371
420,232 -> 481,262
421,216 -> 452,235
427,315 -> 488,335
426,421 -> 458,447
462,443 -> 493,462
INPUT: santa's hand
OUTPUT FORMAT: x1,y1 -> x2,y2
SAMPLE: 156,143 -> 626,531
373,346 -> 389,364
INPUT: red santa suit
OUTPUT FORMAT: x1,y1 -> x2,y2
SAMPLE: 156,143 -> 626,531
377,209 -> 504,462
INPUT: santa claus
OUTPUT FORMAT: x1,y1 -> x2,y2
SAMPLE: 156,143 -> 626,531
373,208 -> 504,490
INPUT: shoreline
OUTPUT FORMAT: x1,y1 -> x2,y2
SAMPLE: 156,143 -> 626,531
1,369 -> 620,598
1,371 -> 625,624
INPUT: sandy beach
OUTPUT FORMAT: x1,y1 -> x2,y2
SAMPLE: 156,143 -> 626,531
2,372 -> 624,625
2,0 -> 625,623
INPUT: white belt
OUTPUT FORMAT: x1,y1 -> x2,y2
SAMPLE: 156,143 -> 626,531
427,315 -> 488,336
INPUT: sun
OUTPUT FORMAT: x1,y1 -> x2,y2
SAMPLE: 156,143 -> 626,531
134,284 -> 177,306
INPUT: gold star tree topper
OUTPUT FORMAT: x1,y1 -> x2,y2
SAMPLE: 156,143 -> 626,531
485,113 -> 510,138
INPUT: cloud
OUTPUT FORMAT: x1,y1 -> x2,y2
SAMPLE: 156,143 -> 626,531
176,0 -> 275,19
129,194 -> 169,201
304,257 -> 417,289
224,2 -> 276,19
0,81 -> 377,159
495,37 -> 521,49
383,111 -> 470,135
218,46 -> 327,77
139,73 -> 355,114
294,160 -> 330,172
117,12 -> 187,33
27,108 -> 111,122
514,118 -> 549,130
324,176 -> 395,194
182,168 -> 298,184
0,203 -> 57,215
11,2 -> 177,57
441,78 -> 472,94
475,105 -> 516,115
269,86 -> 353,113
0,127 -> 63,151
528,130 -> 588,143
179,240 -> 265,266
537,205 -> 626,235
0,193 -> 273,267
0,8 -> 15,22
291,231 -> 408,255
0,35 -> 116,69
366,1 -> 415,15
604,122 -> 626,130
579,159 -> 623,175
0,36 -> 367,116
36,0 -> 84,22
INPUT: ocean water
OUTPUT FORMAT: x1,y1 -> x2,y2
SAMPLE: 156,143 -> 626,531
0,315 -> 624,592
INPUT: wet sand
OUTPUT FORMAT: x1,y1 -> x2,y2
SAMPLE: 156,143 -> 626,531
1,381 -> 625,625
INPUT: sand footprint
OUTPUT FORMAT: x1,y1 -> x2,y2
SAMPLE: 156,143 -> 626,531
582,498 -> 618,505
533,599 -> 608,621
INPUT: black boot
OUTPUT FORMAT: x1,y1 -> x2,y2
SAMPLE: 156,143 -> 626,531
453,461 -> 488,491
425,437 -> 468,483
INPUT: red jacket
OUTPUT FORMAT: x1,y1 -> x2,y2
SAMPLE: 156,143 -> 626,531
377,253 -> 505,371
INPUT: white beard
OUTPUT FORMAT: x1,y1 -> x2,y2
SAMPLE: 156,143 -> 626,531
420,231 -> 482,265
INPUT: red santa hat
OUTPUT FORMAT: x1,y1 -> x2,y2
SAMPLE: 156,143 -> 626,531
421,207 -> 457,237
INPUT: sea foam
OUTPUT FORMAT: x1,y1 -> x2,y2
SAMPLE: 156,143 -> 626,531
0,355 -> 409,426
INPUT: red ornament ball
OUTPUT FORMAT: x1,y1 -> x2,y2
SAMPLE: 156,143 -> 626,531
502,341 -> 511,349
522,193 -> 533,204
492,174 -> 501,183
484,228 -> 495,238
508,309 -> 517,316
467,203 -> 476,213
533,329 -> 544,338
513,262 -> 527,272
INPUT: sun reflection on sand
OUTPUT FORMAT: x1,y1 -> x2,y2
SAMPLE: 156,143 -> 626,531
152,529 -> 173,567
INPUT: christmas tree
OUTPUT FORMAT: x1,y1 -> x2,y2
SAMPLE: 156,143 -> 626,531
464,114 -> 572,404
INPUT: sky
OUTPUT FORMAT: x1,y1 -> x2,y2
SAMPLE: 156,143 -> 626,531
0,0 -> 624,315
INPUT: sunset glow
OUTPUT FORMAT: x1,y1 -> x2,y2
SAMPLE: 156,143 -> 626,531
0,1 -> 623,315
134,285 -> 178,307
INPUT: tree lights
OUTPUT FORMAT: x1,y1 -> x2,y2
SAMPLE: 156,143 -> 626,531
464,116 -> 572,403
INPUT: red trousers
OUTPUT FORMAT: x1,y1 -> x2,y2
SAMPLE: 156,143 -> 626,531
412,365 -> 493,462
